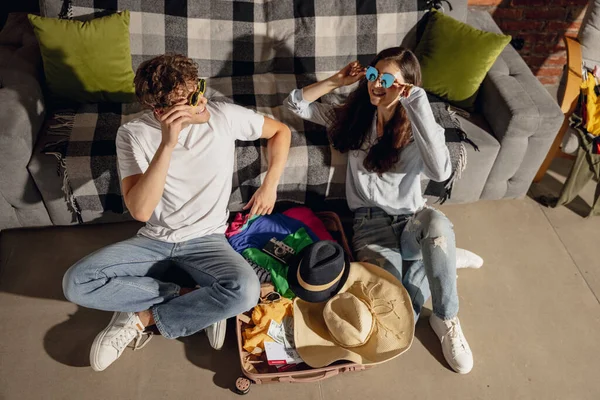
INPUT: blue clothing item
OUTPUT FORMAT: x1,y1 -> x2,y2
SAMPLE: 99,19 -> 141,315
352,207 -> 458,321
62,234 -> 260,339
228,213 -> 320,254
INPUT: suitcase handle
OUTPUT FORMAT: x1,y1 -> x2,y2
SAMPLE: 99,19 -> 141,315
277,369 -> 339,383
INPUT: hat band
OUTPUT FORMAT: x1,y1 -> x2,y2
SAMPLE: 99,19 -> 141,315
297,262 -> 346,293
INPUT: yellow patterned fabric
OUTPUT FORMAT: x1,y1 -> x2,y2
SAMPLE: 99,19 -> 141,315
242,297 -> 293,353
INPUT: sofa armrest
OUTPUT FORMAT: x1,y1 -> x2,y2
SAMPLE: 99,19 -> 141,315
467,9 -> 564,200
0,68 -> 49,229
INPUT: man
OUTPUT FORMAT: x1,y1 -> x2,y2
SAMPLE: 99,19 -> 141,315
62,54 -> 291,371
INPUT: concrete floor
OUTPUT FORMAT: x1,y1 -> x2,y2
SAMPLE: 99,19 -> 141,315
1,158 -> 599,399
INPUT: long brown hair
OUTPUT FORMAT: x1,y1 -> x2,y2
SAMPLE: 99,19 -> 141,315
328,47 -> 422,174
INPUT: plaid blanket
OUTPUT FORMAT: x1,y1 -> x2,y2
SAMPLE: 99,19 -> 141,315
42,0 -> 428,77
40,0 -> 473,221
43,75 -> 474,222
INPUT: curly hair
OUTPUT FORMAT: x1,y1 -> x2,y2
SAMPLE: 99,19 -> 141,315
328,47 -> 421,174
134,54 -> 199,109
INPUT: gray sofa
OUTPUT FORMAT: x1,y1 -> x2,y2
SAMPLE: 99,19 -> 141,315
0,0 -> 563,232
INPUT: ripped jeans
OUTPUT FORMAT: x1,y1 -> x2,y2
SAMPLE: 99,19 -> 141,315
352,207 -> 458,321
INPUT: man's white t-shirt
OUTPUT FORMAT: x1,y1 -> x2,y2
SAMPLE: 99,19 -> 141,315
116,101 -> 264,243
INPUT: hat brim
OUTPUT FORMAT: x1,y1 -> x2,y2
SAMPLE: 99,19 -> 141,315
288,252 -> 351,303
293,262 -> 414,368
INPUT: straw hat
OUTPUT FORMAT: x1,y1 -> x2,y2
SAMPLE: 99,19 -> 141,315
293,261 -> 414,368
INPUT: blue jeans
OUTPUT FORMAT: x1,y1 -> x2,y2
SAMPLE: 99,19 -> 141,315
62,234 -> 260,339
352,207 -> 458,320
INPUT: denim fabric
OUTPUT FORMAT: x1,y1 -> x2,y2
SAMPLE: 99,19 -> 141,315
63,234 -> 260,339
352,207 -> 458,320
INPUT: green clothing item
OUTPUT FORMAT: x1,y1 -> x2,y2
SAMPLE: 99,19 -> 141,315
242,227 -> 314,298
556,129 -> 600,218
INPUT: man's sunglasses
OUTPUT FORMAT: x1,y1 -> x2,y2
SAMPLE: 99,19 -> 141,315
189,78 -> 206,107
365,66 -> 398,89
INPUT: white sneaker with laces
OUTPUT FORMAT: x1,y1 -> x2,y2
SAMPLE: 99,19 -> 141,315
90,312 -> 152,371
456,248 -> 484,269
205,319 -> 226,350
429,314 -> 473,374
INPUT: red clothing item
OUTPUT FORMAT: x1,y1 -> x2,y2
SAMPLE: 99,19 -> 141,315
283,206 -> 333,241
225,212 -> 252,238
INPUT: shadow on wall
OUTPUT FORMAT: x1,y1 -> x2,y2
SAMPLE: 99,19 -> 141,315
490,0 -> 588,81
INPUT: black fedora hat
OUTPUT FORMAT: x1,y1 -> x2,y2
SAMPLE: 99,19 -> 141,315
287,241 -> 350,303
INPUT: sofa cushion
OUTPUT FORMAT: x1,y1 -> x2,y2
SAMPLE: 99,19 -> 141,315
0,68 -> 53,230
40,0 -> 433,77
415,9 -> 511,111
28,11 -> 136,103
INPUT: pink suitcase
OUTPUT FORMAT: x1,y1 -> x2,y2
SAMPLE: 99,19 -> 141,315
234,212 -> 370,394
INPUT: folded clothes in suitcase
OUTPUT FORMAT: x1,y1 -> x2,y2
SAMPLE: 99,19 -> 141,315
234,211 -> 366,394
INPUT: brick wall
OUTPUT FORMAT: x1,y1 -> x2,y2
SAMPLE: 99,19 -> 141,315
468,0 -> 588,85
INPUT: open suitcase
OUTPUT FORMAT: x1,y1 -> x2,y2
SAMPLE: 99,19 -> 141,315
234,211 -> 370,394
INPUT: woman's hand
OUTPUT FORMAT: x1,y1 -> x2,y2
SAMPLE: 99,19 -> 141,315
330,61 -> 366,88
395,82 -> 414,99
301,61 -> 365,103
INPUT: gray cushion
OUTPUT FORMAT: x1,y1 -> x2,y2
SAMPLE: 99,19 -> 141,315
0,68 -> 51,230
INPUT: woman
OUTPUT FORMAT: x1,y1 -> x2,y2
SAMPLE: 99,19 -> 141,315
284,47 -> 473,374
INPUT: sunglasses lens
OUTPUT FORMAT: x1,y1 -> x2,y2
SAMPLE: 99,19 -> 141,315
366,66 -> 378,82
199,79 -> 206,94
381,74 -> 394,89
190,92 -> 199,106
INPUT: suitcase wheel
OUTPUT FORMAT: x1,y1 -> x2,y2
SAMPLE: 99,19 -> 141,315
234,376 -> 252,395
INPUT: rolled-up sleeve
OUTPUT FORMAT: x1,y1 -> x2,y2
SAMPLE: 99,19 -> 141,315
401,87 -> 451,182
284,89 -> 337,128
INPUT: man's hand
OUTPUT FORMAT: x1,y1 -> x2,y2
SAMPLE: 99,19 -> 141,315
242,184 -> 278,217
157,101 -> 194,148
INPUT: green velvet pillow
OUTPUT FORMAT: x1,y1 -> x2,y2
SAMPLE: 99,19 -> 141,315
28,11 -> 135,103
415,10 -> 511,110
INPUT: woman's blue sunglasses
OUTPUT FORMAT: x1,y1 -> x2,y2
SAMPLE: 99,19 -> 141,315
366,66 -> 396,89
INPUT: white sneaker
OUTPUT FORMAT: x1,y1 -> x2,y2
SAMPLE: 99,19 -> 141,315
205,319 -> 226,350
90,312 -> 152,371
429,314 -> 473,374
456,248 -> 484,269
